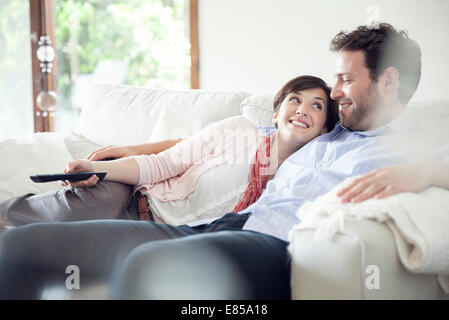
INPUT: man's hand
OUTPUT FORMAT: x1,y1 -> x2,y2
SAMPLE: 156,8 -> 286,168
337,163 -> 432,203
87,146 -> 135,161
61,159 -> 98,188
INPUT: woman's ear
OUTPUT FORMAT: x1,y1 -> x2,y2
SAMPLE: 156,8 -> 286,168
272,112 -> 278,126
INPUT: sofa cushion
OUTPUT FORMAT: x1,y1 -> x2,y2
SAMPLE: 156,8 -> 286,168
240,95 -> 274,127
148,90 -> 249,141
388,99 -> 449,161
62,134 -> 104,160
76,84 -> 251,146
0,133 -> 73,202
392,99 -> 449,133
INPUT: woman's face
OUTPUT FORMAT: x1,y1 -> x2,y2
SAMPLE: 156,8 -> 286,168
273,87 -> 329,147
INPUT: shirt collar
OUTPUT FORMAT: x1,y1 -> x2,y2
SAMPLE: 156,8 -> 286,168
330,120 -> 396,139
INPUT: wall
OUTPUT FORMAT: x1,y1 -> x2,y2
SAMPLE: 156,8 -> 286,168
198,0 -> 449,102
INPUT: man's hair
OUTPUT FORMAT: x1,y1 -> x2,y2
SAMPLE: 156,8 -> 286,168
273,75 -> 339,132
330,22 -> 422,104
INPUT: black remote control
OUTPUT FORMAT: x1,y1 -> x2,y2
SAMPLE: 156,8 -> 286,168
30,172 -> 107,183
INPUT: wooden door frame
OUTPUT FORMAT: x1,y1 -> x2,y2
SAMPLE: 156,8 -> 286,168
190,0 -> 199,89
29,0 -> 56,132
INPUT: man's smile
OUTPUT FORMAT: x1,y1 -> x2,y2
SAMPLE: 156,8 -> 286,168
339,102 -> 353,112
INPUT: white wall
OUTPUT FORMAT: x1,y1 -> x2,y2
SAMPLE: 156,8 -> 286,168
198,0 -> 449,102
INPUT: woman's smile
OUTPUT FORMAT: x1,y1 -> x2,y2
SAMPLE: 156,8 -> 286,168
288,117 -> 310,129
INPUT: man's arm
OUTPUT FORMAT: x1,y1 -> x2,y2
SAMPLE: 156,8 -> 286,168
87,138 -> 185,161
337,161 -> 449,203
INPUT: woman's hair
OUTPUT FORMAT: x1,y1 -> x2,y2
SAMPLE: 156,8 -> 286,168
273,75 -> 339,132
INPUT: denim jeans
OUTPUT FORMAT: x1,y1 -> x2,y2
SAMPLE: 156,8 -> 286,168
0,212 -> 290,299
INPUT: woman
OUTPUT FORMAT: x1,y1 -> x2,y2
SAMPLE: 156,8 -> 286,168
0,75 -> 338,228
60,75 -> 340,225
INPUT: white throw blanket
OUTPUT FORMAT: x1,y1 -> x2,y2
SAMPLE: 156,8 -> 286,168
288,177 -> 449,293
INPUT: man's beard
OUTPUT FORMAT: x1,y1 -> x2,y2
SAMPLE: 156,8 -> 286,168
342,83 -> 380,132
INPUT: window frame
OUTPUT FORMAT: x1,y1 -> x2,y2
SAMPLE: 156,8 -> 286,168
29,0 -> 56,132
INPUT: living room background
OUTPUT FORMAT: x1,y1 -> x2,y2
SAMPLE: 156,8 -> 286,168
2,0 -> 448,139
198,0 -> 449,102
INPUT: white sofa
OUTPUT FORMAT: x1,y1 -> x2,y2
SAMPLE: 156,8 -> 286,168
1,84 -> 448,300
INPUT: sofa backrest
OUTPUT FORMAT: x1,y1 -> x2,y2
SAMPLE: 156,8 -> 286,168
76,84 -> 251,146
241,95 -> 449,134
76,84 -> 449,151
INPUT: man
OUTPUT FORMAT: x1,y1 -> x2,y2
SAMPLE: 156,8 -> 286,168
0,23 -> 423,299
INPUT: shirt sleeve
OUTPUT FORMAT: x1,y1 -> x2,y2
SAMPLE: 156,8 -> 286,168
132,116 -> 243,186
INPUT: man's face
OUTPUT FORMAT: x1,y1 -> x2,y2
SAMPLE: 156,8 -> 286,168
331,50 -> 381,131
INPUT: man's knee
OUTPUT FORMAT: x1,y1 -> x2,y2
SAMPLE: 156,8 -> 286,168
0,225 -> 38,261
112,236 -> 252,299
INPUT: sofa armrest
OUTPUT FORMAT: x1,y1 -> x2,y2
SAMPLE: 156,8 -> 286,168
289,217 -> 447,299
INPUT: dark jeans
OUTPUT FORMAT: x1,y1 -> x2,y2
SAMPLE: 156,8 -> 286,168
0,213 -> 291,300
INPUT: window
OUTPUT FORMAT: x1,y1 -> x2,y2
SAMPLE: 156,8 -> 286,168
0,0 -> 34,138
54,0 -> 192,133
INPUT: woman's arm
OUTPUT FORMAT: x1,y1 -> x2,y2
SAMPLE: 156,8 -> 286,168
87,139 -> 184,161
337,161 -> 449,203
64,129 -> 218,188
62,158 -> 140,188
65,116 -> 246,188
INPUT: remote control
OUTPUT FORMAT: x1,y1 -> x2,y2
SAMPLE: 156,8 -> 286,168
30,172 -> 107,183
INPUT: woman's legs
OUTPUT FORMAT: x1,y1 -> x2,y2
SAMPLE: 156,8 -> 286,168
112,230 -> 291,300
0,181 -> 136,226
0,219 -> 196,299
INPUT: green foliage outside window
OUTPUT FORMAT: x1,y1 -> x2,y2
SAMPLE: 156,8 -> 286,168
55,0 -> 190,109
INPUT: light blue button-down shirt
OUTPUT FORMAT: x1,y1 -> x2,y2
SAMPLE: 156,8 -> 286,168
241,123 -> 406,241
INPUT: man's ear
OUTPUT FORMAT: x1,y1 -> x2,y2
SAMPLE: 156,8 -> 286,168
380,66 -> 400,94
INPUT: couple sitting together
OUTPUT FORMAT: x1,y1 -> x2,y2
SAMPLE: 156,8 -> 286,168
0,22 -> 448,299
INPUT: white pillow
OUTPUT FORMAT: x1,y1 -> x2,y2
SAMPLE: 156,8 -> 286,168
0,133 -> 74,202
392,99 -> 449,133
240,95 -> 274,127
62,134 -> 104,160
148,106 -> 200,141
148,91 -> 249,142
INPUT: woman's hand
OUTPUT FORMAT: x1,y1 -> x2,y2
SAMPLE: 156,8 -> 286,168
61,159 -> 98,188
337,163 -> 432,203
87,146 -> 135,161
